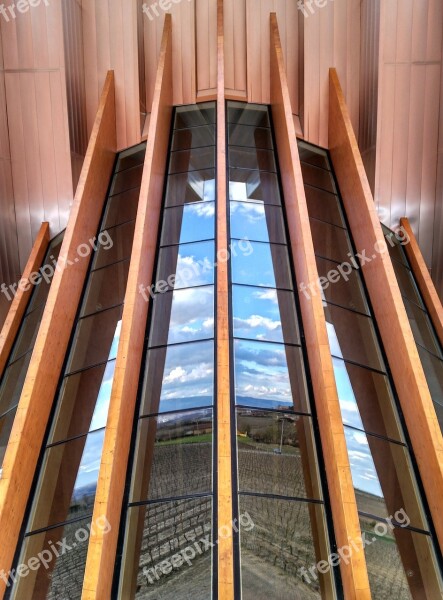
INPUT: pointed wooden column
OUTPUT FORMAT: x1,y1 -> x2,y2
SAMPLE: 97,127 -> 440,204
329,67 -> 443,553
81,16 -> 173,600
0,222 -> 50,378
270,15 -> 372,600
0,70 -> 117,600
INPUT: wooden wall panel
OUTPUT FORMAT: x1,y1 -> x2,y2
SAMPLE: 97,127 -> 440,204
374,0 -> 442,269
0,0 -> 73,273
224,0 -> 247,98
82,0 -> 141,150
196,0 -> 217,98
0,71 -> 117,599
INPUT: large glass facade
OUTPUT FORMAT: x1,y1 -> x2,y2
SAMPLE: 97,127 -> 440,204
383,223 -> 443,432
228,102 -> 338,600
0,232 -> 64,468
7,142 -> 147,599
298,139 -> 443,599
116,103 -> 216,600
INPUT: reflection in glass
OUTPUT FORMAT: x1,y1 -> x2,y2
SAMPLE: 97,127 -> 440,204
161,202 -> 215,246
416,346 -> 443,429
310,218 -> 353,263
231,241 -> 292,290
80,259 -> 130,317
130,409 -> 213,502
27,232 -> 64,313
229,169 -> 281,205
169,147 -> 215,174
165,169 -> 215,206
390,259 -> 424,309
297,141 -> 329,170
109,164 -> 144,196
119,497 -> 213,600
174,102 -> 216,128
239,495 -> 334,600
101,187 -> 140,231
140,340 -> 214,416
172,125 -> 215,150
232,285 -> 299,345
149,286 -> 214,347
236,409 -> 321,499
0,352 -> 32,417
234,340 -> 309,413
0,408 -> 17,466
315,256 -> 369,315
115,142 -> 146,172
304,185 -> 345,228
227,102 -> 270,127
403,298 -> 442,358
228,124 -> 273,149
230,201 -> 286,244
229,147 -> 276,172
300,162 -> 336,193
92,220 -> 135,270
10,304 -> 44,362
156,241 -> 215,290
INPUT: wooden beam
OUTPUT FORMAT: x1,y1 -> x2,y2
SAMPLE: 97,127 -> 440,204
81,17 -> 173,600
270,15 -> 371,600
400,217 -> 443,347
0,222 -> 50,379
0,70 -> 117,599
329,67 -> 443,553
216,1 -> 234,599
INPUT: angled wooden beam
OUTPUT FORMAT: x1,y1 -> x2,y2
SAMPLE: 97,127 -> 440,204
329,67 -> 443,553
81,17 -> 173,600
0,70 -> 117,599
216,1 -> 234,599
270,15 -> 371,600
400,217 -> 443,347
0,222 -> 50,379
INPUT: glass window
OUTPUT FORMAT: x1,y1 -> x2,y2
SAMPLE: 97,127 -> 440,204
229,168 -> 281,205
169,147 -> 215,174
119,497 -> 213,600
300,162 -> 336,193
156,241 -> 215,290
231,241 -> 292,290
101,187 -> 140,231
0,408 -> 17,466
325,304 -> 385,372
66,309 -> 122,374
165,169 -> 216,207
28,429 -> 105,532
304,185 -> 345,228
172,125 -> 215,150
48,361 -> 115,444
140,340 -> 214,416
80,259 -> 130,317
161,202 -> 215,246
315,256 -> 370,315
130,409 -> 213,503
230,202 -> 286,244
115,142 -> 146,173
234,340 -> 309,413
227,102 -> 270,127
416,346 -> 443,429
236,409 -> 322,500
232,285 -> 300,345
149,286 -> 214,348
10,304 -> 44,362
26,232 -> 64,313
310,218 -> 353,263
92,220 -> 135,270
229,147 -> 276,172
239,496 -> 334,600
403,297 -> 443,358
0,352 -> 32,417
109,164 -> 144,196
174,102 -> 216,128
390,259 -> 424,309
297,141 -> 329,170
228,124 -> 273,149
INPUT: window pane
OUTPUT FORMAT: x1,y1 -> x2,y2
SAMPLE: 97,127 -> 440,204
228,124 -> 273,149
310,218 -> 353,263
403,297 -> 443,358
416,346 -> 443,430
237,410 -> 322,500
156,241 -> 215,290
130,409 -> 213,502
165,169 -> 215,206
232,285 -> 300,345
28,429 -> 105,531
229,147 -> 276,172
234,340 -> 310,413
149,286 -> 214,348
169,147 -> 215,174
333,358 -> 403,442
304,185 -> 345,228
315,256 -> 370,315
48,361 -> 115,444
0,408 -> 17,467
92,221 -> 135,270
385,229 -> 409,266
297,141 -> 329,170
66,309 -> 122,374
300,162 -> 336,193
172,125 -> 215,150
27,233 -> 64,313
391,259 -> 424,309
239,496 -> 334,600
101,187 -> 140,231
230,202 -> 286,244
80,259 -> 130,317
109,164 -> 144,196
345,427 -> 427,530
10,304 -> 44,362
227,102 -> 270,127
140,341 -> 214,416
325,304 -> 385,372
161,202 -> 215,246
174,102 -> 216,128
229,168 -> 281,205
119,497 -> 213,600
231,241 -> 292,290
115,142 -> 146,173
0,351 -> 32,417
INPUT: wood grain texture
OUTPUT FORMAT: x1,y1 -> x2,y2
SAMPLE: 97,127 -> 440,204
0,222 -> 50,379
81,19 -> 173,600
329,67 -> 443,555
0,71 -> 117,600
271,16 -> 371,600
196,0 -> 217,98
